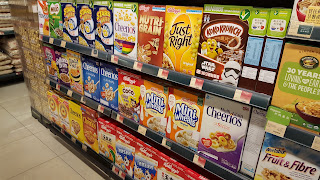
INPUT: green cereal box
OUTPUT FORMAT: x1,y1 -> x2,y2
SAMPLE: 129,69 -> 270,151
266,8 -> 292,38
48,0 -> 63,39
249,8 -> 270,36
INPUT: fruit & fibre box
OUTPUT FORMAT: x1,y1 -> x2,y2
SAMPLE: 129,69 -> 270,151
77,0 -> 95,48
61,0 -> 78,43
69,100 -> 85,143
82,55 -> 100,102
67,50 -> 83,95
97,117 -> 117,163
81,104 -> 99,153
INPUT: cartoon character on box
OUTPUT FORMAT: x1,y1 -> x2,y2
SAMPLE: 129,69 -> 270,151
81,104 -> 99,153
77,0 -> 95,47
58,96 -> 71,133
97,118 -> 117,162
69,100 -> 85,143
68,50 -> 83,95
61,0 -> 78,43
82,56 -> 100,102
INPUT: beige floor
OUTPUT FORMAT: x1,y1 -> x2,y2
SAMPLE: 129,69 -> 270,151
0,82 -> 111,180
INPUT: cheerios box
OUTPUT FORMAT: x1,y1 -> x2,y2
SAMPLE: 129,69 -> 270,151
116,127 -> 136,177
48,0 -> 63,39
55,47 -> 70,87
61,0 -> 78,43
254,133 -> 320,180
69,100 -> 84,143
198,94 -> 251,172
43,44 -> 58,81
82,56 -> 100,102
67,50 -> 84,95
77,0 -> 95,48
97,118 -> 117,163
118,69 -> 143,122
113,1 -> 138,59
99,62 -> 118,112
167,88 -> 204,151
157,152 -> 186,180
133,139 -> 158,180
47,90 -> 60,126
140,79 -> 168,136
93,0 -> 114,52
81,104 -> 99,153
58,96 -> 71,133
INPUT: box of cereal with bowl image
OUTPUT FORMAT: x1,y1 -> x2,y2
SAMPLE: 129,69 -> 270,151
82,55 -> 100,102
55,47 -> 71,87
48,0 -> 63,39
77,0 -> 95,48
43,44 -> 58,81
67,50 -> 84,95
157,152 -> 186,180
81,104 -> 99,153
198,94 -> 251,172
97,117 -> 117,163
58,96 -> 71,133
47,90 -> 60,126
69,100 -> 85,143
61,0 -> 78,43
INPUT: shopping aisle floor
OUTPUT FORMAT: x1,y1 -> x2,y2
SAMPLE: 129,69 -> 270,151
0,82 -> 112,180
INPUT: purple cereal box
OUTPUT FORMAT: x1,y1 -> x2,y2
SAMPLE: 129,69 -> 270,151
43,43 -> 58,81
55,47 -> 71,87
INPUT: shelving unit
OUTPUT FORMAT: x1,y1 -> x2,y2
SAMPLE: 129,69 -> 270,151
0,30 -> 14,35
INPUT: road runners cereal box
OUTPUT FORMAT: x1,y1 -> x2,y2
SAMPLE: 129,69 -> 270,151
47,90 -> 60,126
254,133 -> 320,180
118,69 -> 143,122
58,96 -> 71,133
82,56 -> 100,102
77,0 -> 95,48
133,139 -> 158,180
100,62 -> 118,112
81,104 -> 99,153
116,127 -> 136,177
61,0 -> 78,43
137,4 -> 165,67
114,1 -> 138,59
163,5 -> 203,75
55,48 -> 71,87
38,0 -> 49,36
97,118 -> 117,162
93,0 -> 113,52
198,94 -> 251,172
166,88 -> 204,151
67,50 -> 83,95
69,100 -> 85,143
140,79 -> 168,136
195,5 -> 252,86
157,152 -> 186,180
43,44 -> 58,81
48,0 -> 63,39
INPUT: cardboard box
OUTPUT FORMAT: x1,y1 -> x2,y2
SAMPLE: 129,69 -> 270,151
47,90 -> 60,125
77,0 -> 95,48
43,43 -> 58,81
82,56 -> 100,102
58,96 -> 71,133
69,100 -> 85,143
61,0 -> 78,43
81,104 -> 99,153
48,0 -> 63,39
157,152 -> 186,179
97,118 -> 117,162
55,47 -> 70,87
67,50 -> 84,95
38,0 -> 50,36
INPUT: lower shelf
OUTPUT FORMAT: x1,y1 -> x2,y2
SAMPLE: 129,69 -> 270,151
0,72 -> 23,81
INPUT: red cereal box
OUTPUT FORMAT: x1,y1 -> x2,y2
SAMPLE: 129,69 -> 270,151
185,168 -> 208,180
81,104 -> 99,153
97,118 -> 117,163
157,152 -> 186,180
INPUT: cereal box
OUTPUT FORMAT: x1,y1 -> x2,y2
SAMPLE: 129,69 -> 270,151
43,43 -> 58,81
137,4 -> 166,67
167,88 -> 204,151
67,50 -> 84,95
97,118 -> 117,162
58,96 -> 71,133
133,139 -> 158,180
113,1 -> 138,59
38,0 -> 50,36
272,43 -> 320,133
82,56 -> 100,102
100,62 -> 118,111
61,0 -> 78,43
55,47 -> 71,87
157,152 -> 186,180
47,90 -> 60,126
93,0 -> 114,52
69,100 -> 85,143
254,133 -> 320,180
81,104 -> 99,153
163,6 -> 203,75
48,0 -> 63,39
77,0 -> 95,48
116,127 -> 136,177
195,5 -> 251,86
140,80 -> 168,136
185,168 -> 208,180
118,69 -> 143,122
198,94 -> 251,172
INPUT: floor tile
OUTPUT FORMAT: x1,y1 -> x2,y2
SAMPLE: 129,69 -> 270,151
0,108 -> 15,120
35,130 -> 70,156
0,135 -> 56,179
0,83 -> 29,103
1,96 -> 31,117
8,157 -> 84,180
15,113 -> 47,134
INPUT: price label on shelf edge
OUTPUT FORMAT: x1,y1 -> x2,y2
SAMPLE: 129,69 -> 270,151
189,77 -> 204,90
157,69 -> 169,79
97,105 -> 104,113
91,49 -> 98,57
56,84 -> 60,91
311,136 -> 320,152
116,114 -> 124,123
49,38 -> 54,44
133,61 -> 143,71
82,144 -> 87,152
265,120 -> 287,138
233,89 -> 252,104
71,137 -> 77,144
161,138 -> 171,149
111,55 -> 119,64
67,90 -> 73,97
193,154 -> 206,168
80,96 -> 86,104
60,40 -> 66,48
138,125 -> 147,136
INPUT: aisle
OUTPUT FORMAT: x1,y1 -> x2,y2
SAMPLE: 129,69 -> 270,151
0,82 -> 111,180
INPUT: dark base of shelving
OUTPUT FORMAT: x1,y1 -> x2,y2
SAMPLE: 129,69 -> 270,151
0,72 -> 23,85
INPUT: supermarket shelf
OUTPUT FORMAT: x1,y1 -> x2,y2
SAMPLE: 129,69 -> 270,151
0,72 -> 23,81
41,35 -> 271,110
0,30 -> 14,35
284,125 -> 320,151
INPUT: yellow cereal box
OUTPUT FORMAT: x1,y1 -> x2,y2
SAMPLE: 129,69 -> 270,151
67,50 -> 84,95
69,100 -> 85,143
58,96 -> 71,133
140,80 -> 168,136
47,90 -> 61,126
163,6 -> 203,75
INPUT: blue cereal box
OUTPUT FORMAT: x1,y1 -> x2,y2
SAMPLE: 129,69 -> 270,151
99,62 -> 118,111
61,0 -> 78,43
93,0 -> 113,52
77,0 -> 95,48
82,56 -> 100,102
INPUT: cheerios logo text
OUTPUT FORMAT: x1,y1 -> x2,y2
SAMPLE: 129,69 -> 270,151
83,62 -> 98,73
114,22 -> 136,34
101,68 -> 118,80
206,107 -> 242,127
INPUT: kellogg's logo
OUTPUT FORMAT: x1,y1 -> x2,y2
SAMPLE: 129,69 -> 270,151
139,5 -> 150,12
174,103 -> 198,127
145,92 -> 165,114
118,134 -> 131,144
167,7 -> 181,14
164,162 -> 179,174
204,22 -> 243,38
123,76 -> 136,84
139,147 -> 153,158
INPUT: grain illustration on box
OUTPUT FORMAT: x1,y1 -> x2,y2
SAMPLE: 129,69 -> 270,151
61,0 -> 78,43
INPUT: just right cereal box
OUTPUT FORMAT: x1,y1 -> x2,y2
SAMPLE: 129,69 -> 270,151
163,6 -> 203,75
61,0 -> 78,43
137,4 -> 166,67
254,133 -> 320,180
77,0 -> 95,48
67,50 -> 83,95
69,100 -> 84,143
82,56 -> 100,102
81,104 -> 99,153
114,2 -> 138,59
198,94 -> 251,172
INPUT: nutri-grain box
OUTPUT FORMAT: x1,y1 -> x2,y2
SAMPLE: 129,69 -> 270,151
43,43 -> 58,81
38,0 -> 50,36
69,100 -> 84,143
137,4 -> 166,67
77,0 -> 95,48
254,133 -> 320,180
48,0 -> 63,39
195,5 -> 251,86
82,56 -> 100,102
47,90 -> 60,126
81,104 -> 99,153
67,50 -> 83,95
55,47 -> 70,87
93,0 -> 114,52
100,62 -> 118,112
163,6 -> 203,75
58,96 -> 71,133
61,0 -> 78,43
114,1 -> 138,59
116,127 -> 136,177
157,152 -> 186,180
97,118 -> 117,163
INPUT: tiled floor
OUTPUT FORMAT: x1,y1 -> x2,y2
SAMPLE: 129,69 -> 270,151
0,82 -> 111,180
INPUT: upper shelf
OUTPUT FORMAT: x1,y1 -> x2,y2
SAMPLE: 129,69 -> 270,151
41,35 -> 271,110
0,30 -> 14,36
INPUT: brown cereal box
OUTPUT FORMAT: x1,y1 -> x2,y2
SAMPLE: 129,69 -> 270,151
81,104 -> 99,153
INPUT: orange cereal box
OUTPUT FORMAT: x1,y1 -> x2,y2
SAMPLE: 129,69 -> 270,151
58,96 -> 71,133
140,80 -> 168,136
166,88 -> 204,151
163,6 -> 203,75
47,90 -> 60,126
